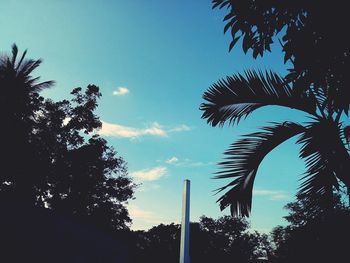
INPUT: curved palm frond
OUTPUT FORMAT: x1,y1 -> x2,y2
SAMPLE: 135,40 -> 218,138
296,119 -> 350,210
200,70 -> 316,127
215,121 -> 305,217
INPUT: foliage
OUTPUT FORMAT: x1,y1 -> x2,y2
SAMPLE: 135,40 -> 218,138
201,1 -> 350,216
0,44 -> 135,231
270,193 -> 350,263
197,215 -> 271,262
130,216 -> 271,263
213,121 -> 305,216
133,223 -> 181,263
212,0 -> 350,115
201,70 -> 316,127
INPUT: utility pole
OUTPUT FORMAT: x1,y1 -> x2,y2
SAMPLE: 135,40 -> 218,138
179,179 -> 190,263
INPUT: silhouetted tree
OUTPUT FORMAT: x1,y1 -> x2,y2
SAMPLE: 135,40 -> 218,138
200,1 -> 350,217
129,223 -> 180,263
212,0 -> 349,113
270,193 -> 350,263
0,44 -> 135,231
0,44 -> 54,203
131,216 -> 271,263
198,215 -> 271,262
283,191 -> 347,229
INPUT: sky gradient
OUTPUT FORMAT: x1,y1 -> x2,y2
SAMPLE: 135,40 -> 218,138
1,0 -> 308,232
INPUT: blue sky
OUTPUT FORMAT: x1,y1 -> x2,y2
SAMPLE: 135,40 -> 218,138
1,0 -> 308,232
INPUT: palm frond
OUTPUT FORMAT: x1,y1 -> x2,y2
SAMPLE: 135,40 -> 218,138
11,44 -> 18,65
31,80 -> 55,93
215,121 -> 305,217
15,49 -> 28,71
200,70 -> 317,127
18,58 -> 42,76
296,119 -> 350,209
0,44 -> 54,93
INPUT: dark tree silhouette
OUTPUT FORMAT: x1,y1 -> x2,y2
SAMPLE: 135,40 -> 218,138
0,44 -> 55,203
200,1 -> 350,217
198,215 -> 271,262
212,0 -> 349,114
270,193 -> 350,263
34,86 -> 135,230
0,201 -> 131,263
0,45 -> 135,231
130,216 -> 271,263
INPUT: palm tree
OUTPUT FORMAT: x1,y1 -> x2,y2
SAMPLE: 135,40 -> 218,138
0,44 -> 54,113
200,70 -> 350,217
0,44 -> 54,201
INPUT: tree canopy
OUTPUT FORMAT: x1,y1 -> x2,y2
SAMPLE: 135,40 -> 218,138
213,0 -> 349,115
270,193 -> 350,263
129,215 -> 270,263
200,1 -> 350,217
0,44 -> 135,231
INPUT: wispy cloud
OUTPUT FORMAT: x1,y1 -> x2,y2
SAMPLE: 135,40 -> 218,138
98,121 -> 167,138
168,124 -> 191,133
98,121 -> 191,139
139,184 -> 161,192
182,161 -> 215,167
112,86 -> 129,96
253,189 -> 290,201
128,205 -> 164,225
128,203 -> 176,230
131,166 -> 168,181
165,157 -> 214,167
166,156 -> 179,164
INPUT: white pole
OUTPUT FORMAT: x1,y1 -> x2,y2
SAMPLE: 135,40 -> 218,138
179,179 -> 190,263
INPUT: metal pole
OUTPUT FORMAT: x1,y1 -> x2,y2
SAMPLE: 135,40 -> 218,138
179,179 -> 190,263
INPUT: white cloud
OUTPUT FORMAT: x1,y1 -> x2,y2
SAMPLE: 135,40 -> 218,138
168,124 -> 192,133
166,157 -> 214,167
185,161 -> 215,167
98,121 -> 167,138
98,121 -> 191,139
128,205 -> 164,225
129,205 -> 156,221
128,204 -> 176,230
112,86 -> 129,96
253,189 -> 290,201
143,122 -> 167,137
139,184 -> 161,192
131,166 -> 167,181
166,156 -> 179,164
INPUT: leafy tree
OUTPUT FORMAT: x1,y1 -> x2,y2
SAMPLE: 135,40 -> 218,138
212,0 -> 349,114
33,86 -> 135,230
129,224 -> 180,263
200,1 -> 350,217
131,216 -> 271,263
0,44 -> 135,231
144,223 -> 180,263
270,193 -> 350,263
198,215 -> 271,262
283,191 -> 347,229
